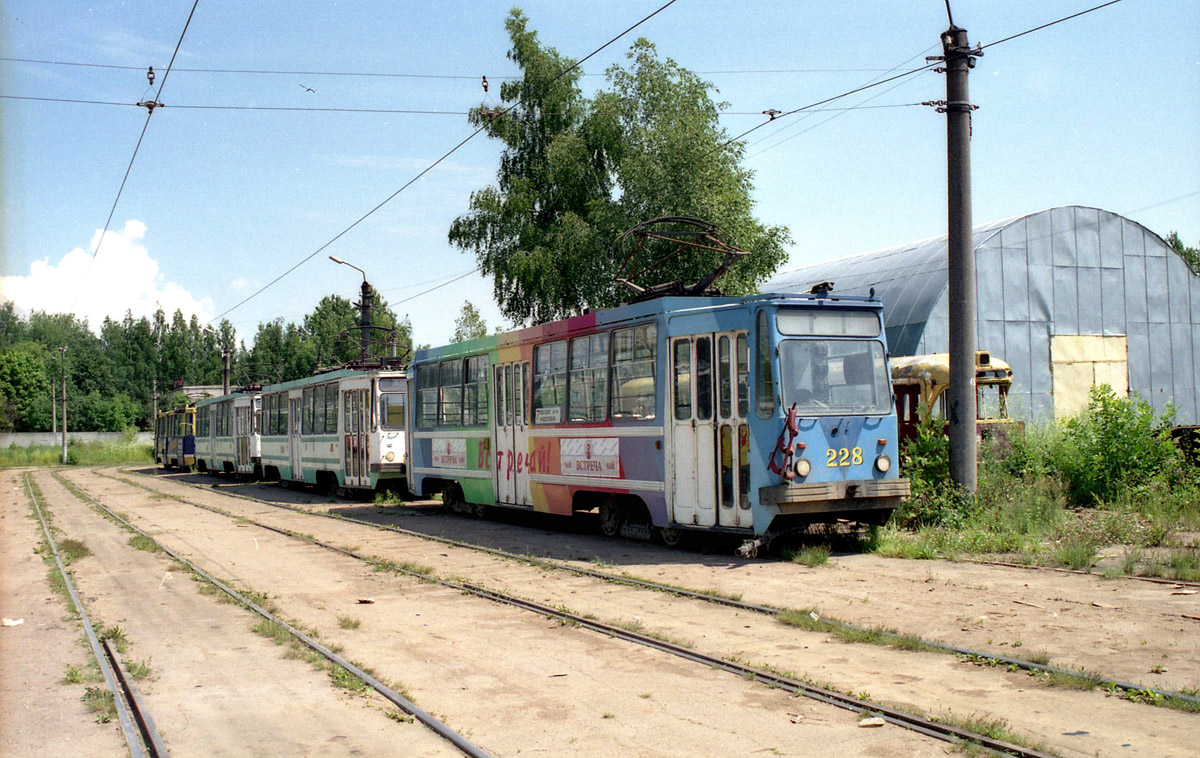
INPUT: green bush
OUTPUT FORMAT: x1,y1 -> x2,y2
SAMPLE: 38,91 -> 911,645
1051,386 -> 1181,506
895,405 -> 973,528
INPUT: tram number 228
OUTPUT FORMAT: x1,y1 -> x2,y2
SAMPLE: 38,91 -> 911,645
826,447 -> 863,467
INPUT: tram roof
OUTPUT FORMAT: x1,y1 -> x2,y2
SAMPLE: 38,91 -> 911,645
415,292 -> 883,363
259,366 -> 406,395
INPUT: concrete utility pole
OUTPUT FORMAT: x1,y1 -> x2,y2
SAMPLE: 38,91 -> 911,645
51,377 -> 56,434
938,23 -> 983,493
222,349 -> 231,395
59,346 -> 68,464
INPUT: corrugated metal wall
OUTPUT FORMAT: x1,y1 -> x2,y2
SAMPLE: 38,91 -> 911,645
769,206 -> 1200,425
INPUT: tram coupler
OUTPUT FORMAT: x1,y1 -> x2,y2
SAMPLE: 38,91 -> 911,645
738,530 -> 781,558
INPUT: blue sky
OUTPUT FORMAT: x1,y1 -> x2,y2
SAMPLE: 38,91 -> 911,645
2,1 -> 1197,348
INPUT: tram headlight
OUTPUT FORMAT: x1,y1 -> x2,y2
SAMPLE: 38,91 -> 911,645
875,453 -> 891,473
794,458 -> 811,478
385,451 -> 395,462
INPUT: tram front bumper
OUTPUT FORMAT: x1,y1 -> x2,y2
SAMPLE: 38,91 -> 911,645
758,478 -> 910,516
370,462 -> 407,474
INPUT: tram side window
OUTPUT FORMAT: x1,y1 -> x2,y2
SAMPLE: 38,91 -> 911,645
463,355 -> 489,426
324,384 -> 339,433
532,341 -> 567,424
611,323 -> 656,421
417,367 -> 438,428
568,333 -> 609,423
756,310 -> 776,418
302,388 -> 314,435
673,340 -> 692,420
440,359 -> 463,427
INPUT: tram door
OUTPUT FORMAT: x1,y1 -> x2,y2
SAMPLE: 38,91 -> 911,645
714,331 -> 752,528
671,331 -> 752,529
288,396 -> 303,480
494,361 -> 531,505
670,336 -> 717,527
235,404 -> 250,472
343,388 -> 370,488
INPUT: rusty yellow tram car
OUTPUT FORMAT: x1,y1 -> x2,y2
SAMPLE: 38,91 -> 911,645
891,350 -> 1020,440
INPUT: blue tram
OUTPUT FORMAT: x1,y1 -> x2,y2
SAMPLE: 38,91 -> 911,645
154,405 -> 196,471
406,292 -> 908,552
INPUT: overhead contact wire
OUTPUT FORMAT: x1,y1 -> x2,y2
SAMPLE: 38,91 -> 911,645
211,0 -> 681,324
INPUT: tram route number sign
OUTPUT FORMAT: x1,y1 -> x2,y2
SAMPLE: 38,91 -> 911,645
560,437 -> 619,478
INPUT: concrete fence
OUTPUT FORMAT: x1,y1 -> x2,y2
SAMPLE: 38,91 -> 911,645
1,432 -> 153,448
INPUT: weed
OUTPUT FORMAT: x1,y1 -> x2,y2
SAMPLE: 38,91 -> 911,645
56,538 -> 92,565
61,664 -> 85,684
126,659 -> 152,681
127,534 -> 160,553
82,687 -> 117,723
329,665 -> 368,694
386,710 -> 414,723
781,544 -> 831,567
252,619 -> 293,645
0,437 -> 153,468
601,712 -> 615,719
371,557 -> 433,576
1051,535 -> 1097,570
97,625 -> 129,654
338,615 -> 362,630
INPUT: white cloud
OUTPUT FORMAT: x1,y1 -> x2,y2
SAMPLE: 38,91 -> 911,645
230,277 -> 253,291
0,220 -> 213,331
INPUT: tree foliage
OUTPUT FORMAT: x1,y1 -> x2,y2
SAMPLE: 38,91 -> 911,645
452,301 -> 489,342
1167,231 -> 1199,275
0,286 -> 409,432
449,10 -> 789,324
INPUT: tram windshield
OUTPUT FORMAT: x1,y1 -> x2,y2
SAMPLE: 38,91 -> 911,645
779,340 -> 892,415
378,378 -> 406,431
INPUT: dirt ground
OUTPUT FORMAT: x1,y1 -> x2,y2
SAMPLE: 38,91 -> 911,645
2,468 -> 458,757
62,467 -> 1200,756
6,466 -> 956,757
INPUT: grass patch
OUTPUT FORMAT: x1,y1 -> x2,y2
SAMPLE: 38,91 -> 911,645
61,664 -> 86,684
126,659 -> 152,681
936,712 -> 1049,755
884,388 -> 1200,575
55,538 -> 92,564
252,618 -> 293,645
780,544 -> 831,567
0,437 -> 154,468
385,710 -> 414,723
338,615 -> 362,630
329,664 -> 369,693
777,610 -> 938,653
97,625 -> 129,654
1050,535 -> 1096,570
371,557 -> 433,577
82,686 -> 117,723
127,534 -> 160,553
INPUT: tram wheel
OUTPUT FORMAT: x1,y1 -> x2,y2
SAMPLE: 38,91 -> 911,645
655,526 -> 686,548
442,482 -> 465,514
599,501 -> 623,538
472,500 -> 488,519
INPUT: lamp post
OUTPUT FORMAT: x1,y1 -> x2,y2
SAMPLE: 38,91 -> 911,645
329,256 -> 372,362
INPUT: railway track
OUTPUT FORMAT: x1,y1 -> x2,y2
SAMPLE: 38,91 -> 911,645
24,473 -> 167,758
124,467 -> 1200,708
66,469 -> 1071,757
35,471 -> 491,758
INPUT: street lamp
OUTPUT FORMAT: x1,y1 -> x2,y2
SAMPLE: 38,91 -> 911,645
329,256 -> 372,361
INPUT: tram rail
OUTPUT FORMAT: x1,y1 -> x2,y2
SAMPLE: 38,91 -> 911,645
49,470 -> 492,758
68,469 -> 1072,757
121,466 -> 1200,708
